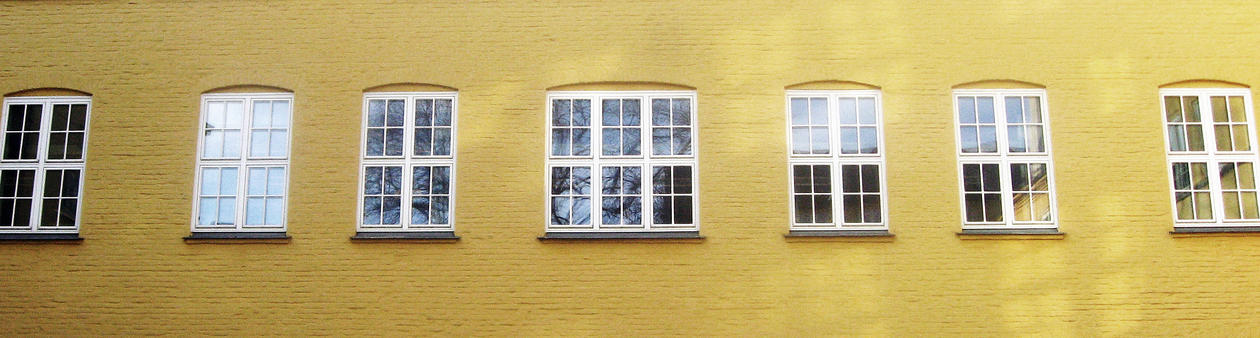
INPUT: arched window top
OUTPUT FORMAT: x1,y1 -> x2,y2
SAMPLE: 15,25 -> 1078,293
952,79 -> 1045,90
4,87 -> 92,97
785,80 -> 880,90
546,81 -> 695,92
1158,79 -> 1249,89
202,84 -> 293,94
363,82 -> 458,93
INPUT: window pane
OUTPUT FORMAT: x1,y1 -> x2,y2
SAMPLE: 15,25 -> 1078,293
965,194 -> 984,222
248,167 -> 267,195
551,129 -> 570,156
1184,96 -> 1200,122
672,196 -> 693,224
435,99 -> 453,127
415,99 -> 433,126
809,98 -> 827,124
812,165 -> 831,193
623,100 -> 640,126
976,97 -> 995,123
983,194 -> 1002,222
1216,125 -> 1233,151
842,165 -> 860,193
414,128 -> 432,156
431,196 -> 449,224
960,126 -> 978,153
1212,96 -> 1229,122
1005,97 -> 1024,123
603,99 -> 621,126
978,126 -> 998,153
572,100 -> 591,127
814,195 -> 833,224
838,98 -> 857,124
412,197 -> 430,225
386,100 -> 405,127
603,128 -> 621,156
1195,192 -> 1212,219
810,127 -> 829,154
859,127 -> 877,154
1230,96 -> 1247,122
652,128 -> 670,155
843,195 -> 862,224
266,197 -> 283,225
860,165 -> 879,192
434,128 -> 452,156
1234,125 -> 1250,151
222,130 -> 241,158
957,97 -> 976,124
858,98 -> 876,124
623,197 -> 642,225
1186,125 -> 1204,151
862,195 -> 880,223
246,197 -> 265,225
433,166 -> 450,195
840,127 -> 859,154
1008,126 -> 1026,152
794,195 -> 813,223
981,163 -> 1000,192
622,128 -> 641,155
672,128 -> 691,155
552,99 -> 570,127
791,98 -> 809,125
1165,96 -> 1182,122
1168,125 -> 1186,152
253,101 -> 273,127
672,99 -> 691,126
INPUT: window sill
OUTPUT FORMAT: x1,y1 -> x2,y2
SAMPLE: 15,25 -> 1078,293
538,231 -> 704,242
0,233 -> 83,243
957,228 -> 1064,240
1172,226 -> 1260,237
184,232 -> 290,244
784,230 -> 894,242
350,231 -> 459,242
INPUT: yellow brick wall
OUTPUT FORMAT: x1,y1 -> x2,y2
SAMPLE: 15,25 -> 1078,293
3,0 -> 1260,335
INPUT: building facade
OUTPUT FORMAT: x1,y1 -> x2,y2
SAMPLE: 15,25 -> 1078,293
3,0 -> 1260,335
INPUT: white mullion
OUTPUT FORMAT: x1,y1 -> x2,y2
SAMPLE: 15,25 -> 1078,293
234,98 -> 253,230
28,100 -> 50,230
591,94 -> 603,231
401,97 -> 415,229
994,96 -> 1016,226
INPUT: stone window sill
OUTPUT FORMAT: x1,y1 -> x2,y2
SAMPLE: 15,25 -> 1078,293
784,230 -> 894,242
350,231 -> 459,242
1172,226 -> 1260,237
0,233 -> 83,243
538,231 -> 704,242
184,232 -> 290,244
957,228 -> 1064,240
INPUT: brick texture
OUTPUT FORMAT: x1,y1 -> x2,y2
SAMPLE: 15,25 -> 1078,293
3,0 -> 1260,335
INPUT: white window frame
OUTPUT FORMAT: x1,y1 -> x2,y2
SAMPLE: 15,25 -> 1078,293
544,90 -> 700,233
952,89 -> 1060,230
190,93 -> 294,233
0,96 -> 91,234
355,92 -> 457,232
785,90 -> 889,231
1160,88 -> 1260,227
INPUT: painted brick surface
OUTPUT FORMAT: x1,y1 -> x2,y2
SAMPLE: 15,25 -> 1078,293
2,0 -> 1260,335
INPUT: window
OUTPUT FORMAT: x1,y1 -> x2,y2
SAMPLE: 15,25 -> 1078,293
953,89 -> 1058,230
0,96 -> 90,236
356,93 -> 456,234
191,93 -> 292,234
1162,88 -> 1260,228
786,90 -> 887,231
546,91 -> 697,234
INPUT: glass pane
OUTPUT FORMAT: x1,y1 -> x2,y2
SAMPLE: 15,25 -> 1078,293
550,167 -> 570,195
1024,97 -> 1042,123
201,168 -> 219,195
552,99 -> 570,127
1186,125 -> 1204,151
40,198 -> 58,226
253,101 -> 272,128
960,126 -> 978,153
1165,96 -> 1182,122
811,127 -> 830,154
809,98 -> 827,124
222,130 -> 241,158
958,97 -> 976,124
412,197 -> 430,225
434,128 -> 452,156
364,166 -> 382,195
1234,125 -> 1250,151
603,99 -> 621,126
1216,125 -> 1233,151
572,100 -> 591,127
1184,96 -> 1200,122
672,99 -> 691,126
977,97 -> 995,123
1194,192 -> 1212,219
794,195 -> 813,223
47,133 -> 66,160
862,195 -> 880,223
1175,192 -> 1193,220
813,165 -> 831,193
1008,126 -> 1026,152
435,99 -> 453,127
1168,125 -> 1186,152
623,167 -> 641,194
983,194 -> 1002,222
206,102 -> 225,128
623,197 -> 642,225
384,166 -> 403,195
651,99 -> 670,126
859,127 -> 877,154
1171,163 -> 1189,190
673,196 -> 693,224
860,165 -> 879,193
1244,192 -> 1260,219
602,167 -> 621,195
59,199 -> 77,226
838,98 -> 857,124
603,128 -> 621,156
791,98 -> 808,125
363,196 -> 381,224
415,99 -> 433,126
843,195 -> 861,224
652,128 -> 670,155
248,130 -> 268,157
198,197 -> 217,225
246,197 -> 265,224
387,100 -> 405,127
382,197 -> 401,224
652,166 -> 671,194
1030,163 -> 1048,191
217,197 -> 235,224
61,170 -> 79,197
858,98 -> 876,124
1032,193 -> 1051,222
267,168 -> 285,195
840,127 -> 859,154
623,99 -> 640,126
602,197 -> 621,225
623,128 -> 641,155
1026,126 -> 1045,152
652,196 -> 672,224
1212,96 -> 1229,122
572,167 -> 590,195
1230,96 -> 1247,122
1224,192 -> 1241,219
982,164 -> 1000,192
272,101 -> 290,128
1221,163 -> 1239,190
962,164 -> 981,192
248,167 -> 267,195
203,130 -> 224,157
429,197 -> 449,224
218,168 -> 237,195
432,166 -> 450,195
381,128 -> 400,156
413,166 -> 430,194
1013,193 -> 1031,221
978,126 -> 997,153
266,198 -> 283,224
1192,163 -> 1209,190
551,129 -> 570,156
1240,163 -> 1256,189
414,128 -> 432,156
672,128 -> 691,155
550,197 -> 569,225
965,194 -> 984,222
1011,164 -> 1028,191
1005,97 -> 1024,123
672,166 -> 692,195
842,165 -> 860,193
